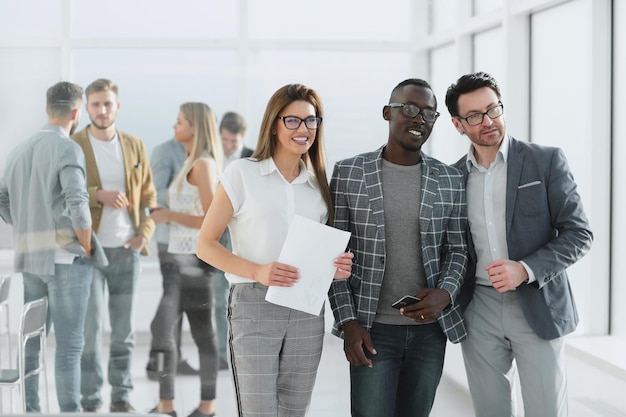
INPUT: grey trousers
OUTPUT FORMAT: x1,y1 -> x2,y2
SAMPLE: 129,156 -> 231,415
461,285 -> 567,417
228,283 -> 324,417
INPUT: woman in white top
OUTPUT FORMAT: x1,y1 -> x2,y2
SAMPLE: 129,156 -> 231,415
150,102 -> 223,417
196,84 -> 353,416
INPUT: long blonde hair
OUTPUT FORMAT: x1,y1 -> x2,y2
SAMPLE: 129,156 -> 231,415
252,84 -> 333,224
171,102 -> 224,194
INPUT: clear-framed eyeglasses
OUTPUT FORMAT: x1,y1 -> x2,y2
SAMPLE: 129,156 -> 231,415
458,102 -> 504,126
278,116 -> 322,130
388,102 -> 440,123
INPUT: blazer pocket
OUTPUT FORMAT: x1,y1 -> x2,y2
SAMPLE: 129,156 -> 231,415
517,181 -> 548,216
518,180 -> 541,189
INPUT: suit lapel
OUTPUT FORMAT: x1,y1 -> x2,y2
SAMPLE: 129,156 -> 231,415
420,161 -> 436,234
506,138 -> 524,235
77,129 -> 103,189
420,161 -> 438,286
363,153 -> 385,229
455,156 -> 477,264
118,131 -> 132,195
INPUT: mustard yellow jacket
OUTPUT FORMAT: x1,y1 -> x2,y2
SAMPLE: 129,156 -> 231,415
72,127 -> 156,255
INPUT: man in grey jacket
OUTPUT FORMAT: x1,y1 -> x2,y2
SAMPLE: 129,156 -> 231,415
447,71 -> 593,417
0,81 -> 94,412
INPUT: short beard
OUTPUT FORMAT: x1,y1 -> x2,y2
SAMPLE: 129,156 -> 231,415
90,119 -> 115,130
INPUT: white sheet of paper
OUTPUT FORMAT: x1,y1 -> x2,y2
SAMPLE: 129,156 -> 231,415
265,215 -> 351,315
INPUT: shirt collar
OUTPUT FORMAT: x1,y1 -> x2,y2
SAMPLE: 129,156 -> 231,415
466,133 -> 510,171
260,157 -> 317,188
42,124 -> 68,137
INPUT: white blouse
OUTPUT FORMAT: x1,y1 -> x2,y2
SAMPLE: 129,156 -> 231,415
220,157 -> 328,283
168,157 -> 218,254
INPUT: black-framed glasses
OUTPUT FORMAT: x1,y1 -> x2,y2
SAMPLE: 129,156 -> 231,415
388,103 -> 440,122
458,102 -> 504,126
278,116 -> 322,130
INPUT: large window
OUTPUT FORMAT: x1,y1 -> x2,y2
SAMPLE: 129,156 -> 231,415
72,0 -> 239,39
422,0 -> 612,339
531,0 -> 610,336
0,0 -> 422,167
613,0 -> 626,336
429,44 -> 465,164
72,48 -> 241,148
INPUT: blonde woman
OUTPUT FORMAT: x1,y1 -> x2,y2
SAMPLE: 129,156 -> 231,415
150,102 -> 223,417
196,84 -> 353,416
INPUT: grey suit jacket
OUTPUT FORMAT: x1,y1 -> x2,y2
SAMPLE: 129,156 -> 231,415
453,136 -> 593,340
329,146 -> 469,343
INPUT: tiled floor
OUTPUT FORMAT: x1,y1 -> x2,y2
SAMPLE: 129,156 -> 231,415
5,327 -> 472,416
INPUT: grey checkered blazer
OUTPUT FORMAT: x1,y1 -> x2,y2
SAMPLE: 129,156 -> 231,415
328,146 -> 469,344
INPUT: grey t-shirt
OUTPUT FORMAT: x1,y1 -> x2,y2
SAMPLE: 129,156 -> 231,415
374,159 -> 427,325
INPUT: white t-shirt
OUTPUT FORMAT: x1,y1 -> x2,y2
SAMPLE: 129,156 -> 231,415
220,157 -> 328,284
88,132 -> 134,247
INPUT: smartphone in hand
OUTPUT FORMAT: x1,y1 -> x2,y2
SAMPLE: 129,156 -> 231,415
391,295 -> 421,309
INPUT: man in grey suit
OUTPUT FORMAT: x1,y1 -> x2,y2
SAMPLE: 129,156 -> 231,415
329,78 -> 468,417
446,71 -> 593,417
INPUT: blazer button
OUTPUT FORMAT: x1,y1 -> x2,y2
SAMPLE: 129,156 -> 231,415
380,257 -> 385,263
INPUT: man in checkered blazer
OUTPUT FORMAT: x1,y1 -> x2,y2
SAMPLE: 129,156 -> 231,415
328,78 -> 468,417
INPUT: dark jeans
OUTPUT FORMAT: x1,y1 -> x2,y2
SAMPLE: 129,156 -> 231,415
150,235 -> 230,364
148,243 -> 185,367
150,252 -> 219,400
350,322 -> 447,417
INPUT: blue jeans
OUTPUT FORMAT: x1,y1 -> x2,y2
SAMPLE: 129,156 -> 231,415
350,322 -> 447,417
23,257 -> 93,412
81,247 -> 140,408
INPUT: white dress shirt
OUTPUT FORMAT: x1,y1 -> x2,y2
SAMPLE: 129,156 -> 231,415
466,135 -> 535,286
